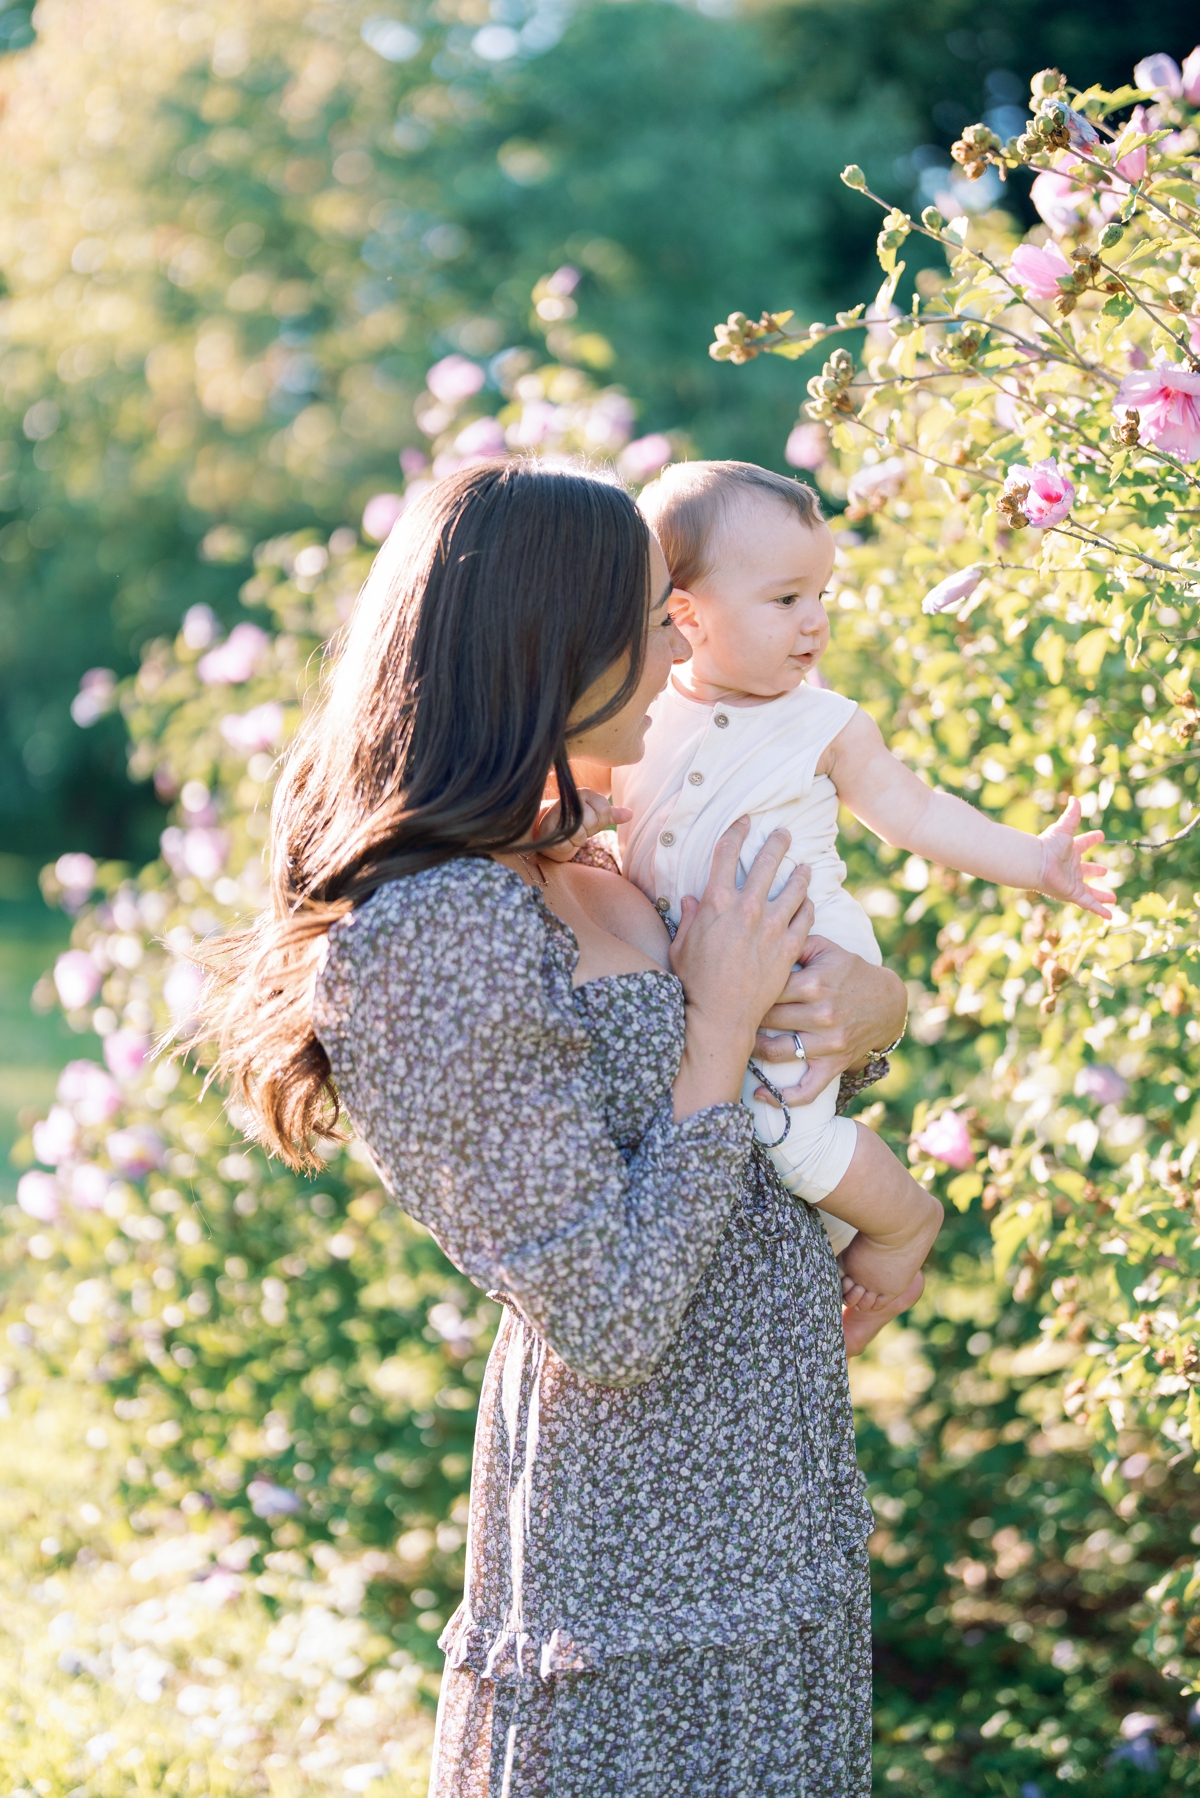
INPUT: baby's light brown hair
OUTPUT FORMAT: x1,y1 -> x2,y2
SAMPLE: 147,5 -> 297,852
638,460 -> 823,591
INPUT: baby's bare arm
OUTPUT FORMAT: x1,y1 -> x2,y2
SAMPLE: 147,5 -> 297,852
825,711 -> 1114,916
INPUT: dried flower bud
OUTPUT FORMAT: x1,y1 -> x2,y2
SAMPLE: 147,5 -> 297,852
1111,407 -> 1140,447
1030,68 -> 1067,101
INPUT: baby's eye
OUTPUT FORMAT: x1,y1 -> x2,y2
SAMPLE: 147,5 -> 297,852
776,593 -> 798,608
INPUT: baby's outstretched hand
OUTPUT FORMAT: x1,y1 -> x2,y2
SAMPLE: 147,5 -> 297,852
535,789 -> 631,862
1037,797 -> 1116,919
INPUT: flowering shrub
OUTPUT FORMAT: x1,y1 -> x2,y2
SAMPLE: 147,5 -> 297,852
717,46 -> 1200,1768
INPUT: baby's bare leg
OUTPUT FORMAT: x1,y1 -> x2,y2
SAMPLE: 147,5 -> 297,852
815,1122 -> 943,1311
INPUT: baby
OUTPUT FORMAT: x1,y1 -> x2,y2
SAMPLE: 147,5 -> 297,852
605,460 -> 1115,1315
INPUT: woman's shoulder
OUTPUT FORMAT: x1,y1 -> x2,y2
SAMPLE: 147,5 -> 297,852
316,857 -> 552,1029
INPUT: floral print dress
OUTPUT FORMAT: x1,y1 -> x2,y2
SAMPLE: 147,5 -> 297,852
313,856 -> 874,1797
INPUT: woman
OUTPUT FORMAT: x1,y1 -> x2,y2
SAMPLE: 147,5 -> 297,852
207,462 -> 910,1795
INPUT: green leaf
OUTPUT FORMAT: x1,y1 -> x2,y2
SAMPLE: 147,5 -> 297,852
1101,292 -> 1134,321
947,1172 -> 983,1211
768,336 -> 817,360
875,263 -> 905,313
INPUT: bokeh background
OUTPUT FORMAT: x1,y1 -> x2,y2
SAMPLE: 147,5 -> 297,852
1,2 -> 1198,1793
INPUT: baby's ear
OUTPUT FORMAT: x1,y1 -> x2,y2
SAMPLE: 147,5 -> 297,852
668,586 -> 702,637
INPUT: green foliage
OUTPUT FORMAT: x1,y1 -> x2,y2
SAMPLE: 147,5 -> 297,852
719,50 -> 1200,1789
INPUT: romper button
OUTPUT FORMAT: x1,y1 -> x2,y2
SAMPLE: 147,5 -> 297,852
714,712 -> 729,728
656,897 -> 670,913
659,830 -> 675,846
688,771 -> 704,786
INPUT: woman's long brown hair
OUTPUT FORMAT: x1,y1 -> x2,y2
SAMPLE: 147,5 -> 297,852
197,460 -> 651,1168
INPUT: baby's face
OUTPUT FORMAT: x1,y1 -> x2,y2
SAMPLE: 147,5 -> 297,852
671,496 -> 836,698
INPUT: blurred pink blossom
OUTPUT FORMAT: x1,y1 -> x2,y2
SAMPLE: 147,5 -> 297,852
71,667 -> 116,728
1003,459 -> 1075,528
103,1029 -> 150,1084
544,266 -> 581,296
922,564 -> 985,615
618,434 -> 673,483
55,852 -> 97,912
197,622 -> 269,686
53,949 -> 102,1010
1115,363 -> 1200,461
399,447 -> 429,478
33,1105 -> 78,1167
425,354 -> 485,405
194,1568 -> 244,1607
247,1479 -> 302,1518
1029,170 -> 1087,234
17,1170 -> 61,1224
70,1163 -> 113,1212
361,492 -> 405,542
1184,46 -> 1200,104
1075,1064 -> 1128,1106
106,1125 -> 165,1180
506,399 -> 562,448
453,415 -> 507,458
161,826 -> 229,882
785,423 -> 828,470
58,1059 -> 122,1125
1114,106 -> 1153,182
181,604 -> 219,650
846,456 -> 906,511
582,393 -> 635,451
914,1111 -> 974,1169
1010,240 -> 1072,300
164,957 -> 206,1028
219,702 -> 284,753
1134,53 -> 1183,100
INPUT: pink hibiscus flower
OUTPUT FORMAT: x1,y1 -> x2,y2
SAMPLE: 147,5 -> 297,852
1003,459 -> 1075,529
1010,241 -> 1072,301
1115,363 -> 1200,462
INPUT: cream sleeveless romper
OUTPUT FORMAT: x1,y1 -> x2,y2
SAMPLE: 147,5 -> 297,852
614,676 -> 882,1254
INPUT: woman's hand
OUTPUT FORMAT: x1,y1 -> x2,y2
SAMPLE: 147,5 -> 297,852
752,936 -> 907,1108
669,820 -> 812,1121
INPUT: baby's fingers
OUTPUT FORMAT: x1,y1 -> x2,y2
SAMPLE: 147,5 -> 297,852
1072,829 -> 1106,852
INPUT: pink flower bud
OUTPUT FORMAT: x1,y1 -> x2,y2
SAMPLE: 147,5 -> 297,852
362,493 -> 406,542
103,1029 -> 150,1084
914,1111 -> 974,1170
425,354 -> 486,405
33,1105 -> 78,1167
618,434 -> 673,483
53,949 -> 102,1010
1009,241 -> 1073,301
1134,53 -> 1183,100
105,1125 -> 166,1180
17,1170 -> 61,1224
922,564 -> 985,615
197,622 -> 269,687
1074,1064 -> 1128,1106
57,1059 -> 123,1125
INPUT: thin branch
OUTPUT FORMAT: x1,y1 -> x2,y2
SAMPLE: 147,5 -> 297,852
1097,259 -> 1199,368
1047,521 -> 1200,581
1114,810 -> 1200,853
